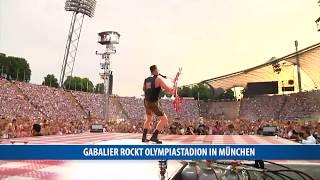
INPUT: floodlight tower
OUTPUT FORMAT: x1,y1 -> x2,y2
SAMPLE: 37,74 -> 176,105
96,31 -> 120,120
59,0 -> 97,88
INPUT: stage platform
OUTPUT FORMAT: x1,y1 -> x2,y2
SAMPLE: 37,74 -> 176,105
0,133 -> 319,180
0,132 -> 298,145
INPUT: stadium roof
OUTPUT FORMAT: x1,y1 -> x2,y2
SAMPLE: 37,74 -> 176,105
202,42 -> 320,90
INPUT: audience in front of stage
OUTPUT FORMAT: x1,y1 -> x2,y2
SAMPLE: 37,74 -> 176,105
223,124 -> 238,135
299,127 -> 317,144
0,115 -> 319,145
32,124 -> 43,136
164,118 -> 319,144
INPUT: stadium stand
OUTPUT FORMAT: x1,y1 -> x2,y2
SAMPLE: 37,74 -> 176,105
72,91 -> 127,119
239,95 -> 286,120
280,91 -> 320,120
205,101 -> 240,119
0,79 -> 44,120
16,81 -> 85,121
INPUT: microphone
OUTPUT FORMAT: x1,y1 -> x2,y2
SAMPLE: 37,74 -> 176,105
158,73 -> 167,79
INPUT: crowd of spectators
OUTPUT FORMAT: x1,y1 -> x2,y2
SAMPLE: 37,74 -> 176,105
118,97 -> 200,120
240,91 -> 320,121
164,118 -> 318,136
118,97 -> 145,120
240,95 -> 286,120
0,78 -> 44,120
280,91 -> 320,120
72,91 -> 105,118
203,101 -> 240,119
1,115 -> 319,144
72,91 -> 126,119
1,79 -> 320,144
16,82 -> 85,121
0,117 -> 90,139
160,99 -> 199,120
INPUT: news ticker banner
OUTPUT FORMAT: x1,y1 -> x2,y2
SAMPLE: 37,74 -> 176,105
0,144 -> 319,160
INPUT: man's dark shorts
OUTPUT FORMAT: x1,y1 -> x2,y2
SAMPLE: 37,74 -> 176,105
144,99 -> 164,116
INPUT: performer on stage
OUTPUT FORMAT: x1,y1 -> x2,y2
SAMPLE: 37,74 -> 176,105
142,65 -> 173,144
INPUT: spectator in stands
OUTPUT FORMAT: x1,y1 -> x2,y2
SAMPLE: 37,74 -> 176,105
6,119 -> 18,138
299,127 -> 317,144
169,122 -> 180,135
32,124 -> 43,136
195,119 -> 208,135
0,117 -> 7,138
185,126 -> 195,135
224,124 -> 238,135
0,79 -> 45,120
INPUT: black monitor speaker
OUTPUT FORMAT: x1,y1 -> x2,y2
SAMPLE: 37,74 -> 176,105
262,126 -> 277,136
90,124 -> 103,133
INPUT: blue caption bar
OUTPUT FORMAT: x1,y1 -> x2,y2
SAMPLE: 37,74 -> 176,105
0,144 -> 319,160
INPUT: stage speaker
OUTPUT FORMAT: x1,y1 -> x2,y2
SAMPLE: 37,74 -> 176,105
282,86 -> 294,92
288,80 -> 294,85
262,126 -> 277,136
90,124 -> 103,133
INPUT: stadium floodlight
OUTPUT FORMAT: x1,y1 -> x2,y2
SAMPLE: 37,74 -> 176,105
65,0 -> 96,18
96,31 -> 121,120
59,0 -> 97,88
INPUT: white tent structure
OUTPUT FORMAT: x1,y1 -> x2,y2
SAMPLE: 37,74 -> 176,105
202,42 -> 320,93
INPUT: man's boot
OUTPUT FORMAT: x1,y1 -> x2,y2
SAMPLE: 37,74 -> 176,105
150,129 -> 162,144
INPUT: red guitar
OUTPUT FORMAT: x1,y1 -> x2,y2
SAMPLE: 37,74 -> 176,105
172,68 -> 182,112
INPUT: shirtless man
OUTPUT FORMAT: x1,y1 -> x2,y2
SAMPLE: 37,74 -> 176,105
142,65 -> 173,144
6,119 -> 18,138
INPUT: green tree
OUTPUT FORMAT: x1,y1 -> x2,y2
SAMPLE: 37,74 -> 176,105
178,86 -> 192,97
42,74 -> 59,88
0,55 -> 31,82
63,76 -> 94,92
218,88 -> 235,100
95,83 -> 104,94
81,78 -> 94,92
195,83 -> 215,100
179,83 -> 214,100
214,88 -> 224,99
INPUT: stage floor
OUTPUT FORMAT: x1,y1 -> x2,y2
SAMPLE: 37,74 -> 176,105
0,132 -> 298,145
0,133 -> 318,180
